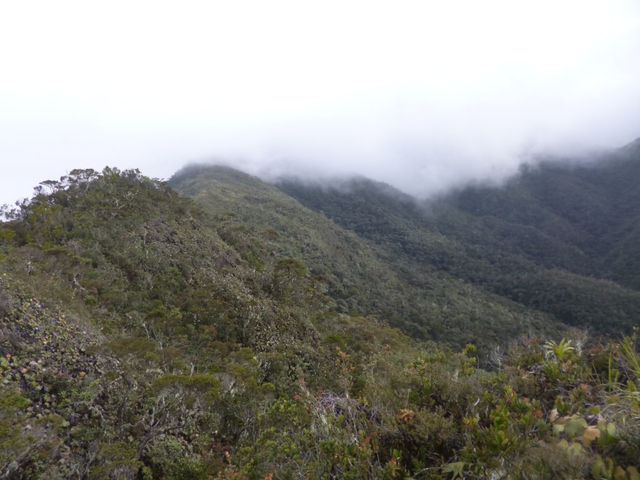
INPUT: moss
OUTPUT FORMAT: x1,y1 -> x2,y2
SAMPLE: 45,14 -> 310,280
0,388 -> 29,412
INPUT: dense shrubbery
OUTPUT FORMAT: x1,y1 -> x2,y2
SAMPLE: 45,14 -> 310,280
171,166 -> 565,355
0,167 -> 639,479
277,157 -> 640,343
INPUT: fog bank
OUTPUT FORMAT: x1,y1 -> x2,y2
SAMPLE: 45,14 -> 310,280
2,1 -> 640,205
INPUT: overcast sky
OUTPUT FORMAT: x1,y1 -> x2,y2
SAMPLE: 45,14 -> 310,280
1,1 -> 640,206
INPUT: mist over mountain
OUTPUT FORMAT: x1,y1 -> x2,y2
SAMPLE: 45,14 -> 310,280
3,2 -> 640,476
2,3 -> 640,207
169,164 -> 562,352
2,140 -> 640,477
281,143 -> 640,330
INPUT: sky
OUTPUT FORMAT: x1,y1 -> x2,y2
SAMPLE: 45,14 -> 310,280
1,1 -> 640,207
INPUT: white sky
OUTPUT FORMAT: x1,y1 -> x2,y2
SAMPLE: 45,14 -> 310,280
1,0 -> 640,206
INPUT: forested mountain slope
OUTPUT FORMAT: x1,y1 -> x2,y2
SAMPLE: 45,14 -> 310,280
1,165 -> 640,479
0,168 -> 420,477
450,138 -> 640,289
277,139 -> 640,337
170,165 -> 560,351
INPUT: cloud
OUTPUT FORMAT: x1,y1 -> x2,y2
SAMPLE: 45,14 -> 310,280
1,1 -> 640,205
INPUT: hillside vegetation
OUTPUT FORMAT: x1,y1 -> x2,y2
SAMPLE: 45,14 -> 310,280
277,139 -> 640,339
0,150 -> 638,479
170,166 -> 559,353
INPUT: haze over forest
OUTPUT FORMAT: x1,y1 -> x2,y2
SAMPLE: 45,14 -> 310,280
4,4 -> 640,476
2,1 -> 640,206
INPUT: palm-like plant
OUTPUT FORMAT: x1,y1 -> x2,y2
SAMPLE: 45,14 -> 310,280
544,338 -> 575,362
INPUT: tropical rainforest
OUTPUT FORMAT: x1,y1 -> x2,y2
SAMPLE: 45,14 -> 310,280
0,138 -> 639,479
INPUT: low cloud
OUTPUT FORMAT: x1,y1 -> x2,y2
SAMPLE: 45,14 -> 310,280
1,1 -> 640,205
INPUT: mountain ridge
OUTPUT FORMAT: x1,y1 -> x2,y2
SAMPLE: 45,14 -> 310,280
276,141 -> 640,337
169,165 -> 562,351
1,143 -> 640,478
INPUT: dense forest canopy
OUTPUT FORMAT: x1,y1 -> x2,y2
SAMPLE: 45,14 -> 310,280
0,142 -> 639,479
276,142 -> 640,339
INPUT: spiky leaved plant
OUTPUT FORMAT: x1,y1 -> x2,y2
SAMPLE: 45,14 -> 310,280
544,338 -> 575,362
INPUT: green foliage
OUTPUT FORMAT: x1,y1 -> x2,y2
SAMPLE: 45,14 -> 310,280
90,441 -> 142,480
274,257 -> 308,277
0,229 -> 16,244
0,388 -> 29,412
1,162 -> 640,479
278,154 -> 640,344
171,165 -> 567,355
544,338 -> 575,362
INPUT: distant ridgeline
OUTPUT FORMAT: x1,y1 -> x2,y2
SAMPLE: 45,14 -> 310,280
276,139 -> 640,341
0,142 -> 638,478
